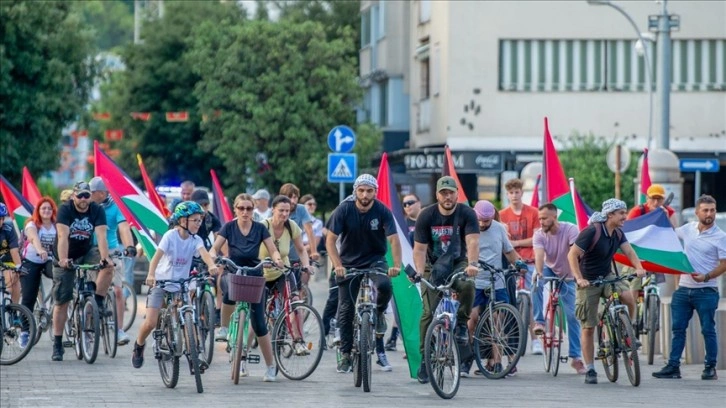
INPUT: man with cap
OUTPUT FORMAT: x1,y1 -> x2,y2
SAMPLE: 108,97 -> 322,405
325,174 -> 402,375
89,176 -> 137,345
567,198 -> 646,384
252,189 -> 272,221
52,181 -> 112,361
191,188 -> 221,250
411,176 -> 479,383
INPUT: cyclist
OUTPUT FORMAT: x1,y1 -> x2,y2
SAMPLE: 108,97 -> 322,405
465,200 -> 527,377
499,178 -> 542,355
299,194 -> 324,259
325,174 -> 402,374
52,181 -> 113,362
0,202 -> 22,303
89,177 -> 136,345
411,176 -> 479,383
131,201 -> 219,369
252,189 -> 272,221
18,197 -> 58,348
168,180 -> 195,214
653,194 -> 725,381
280,184 -> 319,294
209,194 -> 283,382
567,198 -> 645,385
532,203 -> 586,375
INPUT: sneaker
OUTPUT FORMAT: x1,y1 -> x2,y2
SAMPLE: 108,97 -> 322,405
384,337 -> 397,352
215,327 -> 229,342
460,360 -> 471,378
702,365 -> 718,380
375,312 -> 387,335
652,364 -> 681,379
132,342 -> 145,368
337,353 -> 352,373
376,352 -> 392,372
417,364 -> 429,384
585,369 -> 598,384
263,365 -> 277,382
571,358 -> 587,375
294,341 -> 310,356
533,323 -> 545,335
117,329 -> 131,346
239,359 -> 249,377
531,339 -> 544,355
506,365 -> 518,377
51,342 -> 64,362
19,331 -> 29,349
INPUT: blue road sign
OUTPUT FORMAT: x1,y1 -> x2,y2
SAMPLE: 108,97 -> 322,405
328,153 -> 357,183
327,125 -> 356,153
679,159 -> 720,173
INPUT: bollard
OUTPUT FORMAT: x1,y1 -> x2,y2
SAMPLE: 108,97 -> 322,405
715,300 -> 726,370
660,296 -> 672,364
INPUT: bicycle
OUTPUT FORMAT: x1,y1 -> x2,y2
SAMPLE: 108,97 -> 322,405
472,262 -> 525,379
110,252 -> 137,332
190,258 -> 216,367
151,276 -> 206,393
63,261 -> 105,364
515,271 -> 531,356
592,274 -> 640,387
409,269 -> 466,399
538,275 -> 573,376
1,263 -> 36,365
297,260 -> 321,313
635,273 -> 660,365
31,261 -> 54,345
215,257 -> 267,385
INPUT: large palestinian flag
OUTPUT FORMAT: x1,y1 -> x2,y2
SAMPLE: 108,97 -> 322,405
543,117 -> 579,225
0,174 -> 33,231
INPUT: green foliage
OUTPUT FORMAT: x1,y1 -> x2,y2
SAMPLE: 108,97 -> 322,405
556,132 -> 638,209
36,178 -> 61,202
74,0 -> 134,52
0,0 -> 96,186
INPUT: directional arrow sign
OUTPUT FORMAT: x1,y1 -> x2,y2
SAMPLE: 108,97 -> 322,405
679,159 -> 720,173
327,125 -> 356,153
328,153 -> 357,183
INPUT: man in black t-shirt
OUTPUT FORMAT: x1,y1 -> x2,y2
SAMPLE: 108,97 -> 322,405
191,189 -> 221,250
567,198 -> 645,385
0,204 -> 22,303
326,174 -> 402,374
51,181 -> 112,362
411,176 -> 479,383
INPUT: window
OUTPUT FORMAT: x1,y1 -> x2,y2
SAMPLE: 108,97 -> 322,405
419,0 -> 431,24
377,2 -> 385,40
379,80 -> 388,126
361,9 -> 371,48
498,39 -> 725,92
420,57 -> 430,99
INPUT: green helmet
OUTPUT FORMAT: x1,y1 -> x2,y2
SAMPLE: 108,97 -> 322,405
173,200 -> 204,220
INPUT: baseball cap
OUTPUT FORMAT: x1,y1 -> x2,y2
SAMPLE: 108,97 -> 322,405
436,176 -> 457,192
647,184 -> 665,198
73,181 -> 91,193
252,189 -> 270,200
89,177 -> 107,192
191,189 -> 210,206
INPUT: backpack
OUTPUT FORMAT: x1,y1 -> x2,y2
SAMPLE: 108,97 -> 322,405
263,219 -> 293,249
581,222 -> 624,274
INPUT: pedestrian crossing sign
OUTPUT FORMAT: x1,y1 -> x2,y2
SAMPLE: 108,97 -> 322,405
328,153 -> 357,183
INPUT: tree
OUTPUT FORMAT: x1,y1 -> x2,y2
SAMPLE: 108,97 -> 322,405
74,0 -> 134,52
0,1 -> 96,186
189,18 -> 380,207
557,132 -> 638,209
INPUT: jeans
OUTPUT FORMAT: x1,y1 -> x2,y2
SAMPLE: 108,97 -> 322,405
668,286 -> 720,368
533,266 -> 582,358
322,272 -> 339,336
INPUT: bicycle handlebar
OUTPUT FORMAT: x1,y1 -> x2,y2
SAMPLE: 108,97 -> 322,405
588,274 -> 635,287
346,267 -> 389,278
216,256 -> 270,275
413,271 -> 468,292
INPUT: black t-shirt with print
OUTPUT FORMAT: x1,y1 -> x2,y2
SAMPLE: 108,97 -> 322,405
57,201 -> 107,260
0,221 -> 19,263
574,223 -> 628,280
414,203 -> 479,265
326,200 -> 396,269
218,220 -> 271,268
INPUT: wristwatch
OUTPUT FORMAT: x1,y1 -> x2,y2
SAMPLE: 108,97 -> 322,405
469,262 -> 479,267
704,273 -> 711,282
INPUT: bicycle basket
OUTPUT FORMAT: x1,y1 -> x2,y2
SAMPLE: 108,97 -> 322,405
228,274 -> 266,303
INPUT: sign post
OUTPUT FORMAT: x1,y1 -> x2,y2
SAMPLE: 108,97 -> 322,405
679,159 -> 720,204
327,125 -> 357,202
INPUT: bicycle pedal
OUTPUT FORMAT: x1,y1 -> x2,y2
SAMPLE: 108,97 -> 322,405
62,340 -> 73,348
247,354 -> 261,364
560,356 -> 569,363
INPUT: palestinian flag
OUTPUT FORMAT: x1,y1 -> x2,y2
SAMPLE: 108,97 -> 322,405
639,148 -> 652,204
210,169 -> 232,223
22,167 -> 42,207
0,174 -> 33,230
543,117 -> 577,224
442,146 -> 468,204
137,154 -> 171,218
615,209 -> 693,274
101,175 -> 158,260
94,141 -> 168,236
531,174 -> 541,207
569,178 -> 592,230
376,152 -> 422,379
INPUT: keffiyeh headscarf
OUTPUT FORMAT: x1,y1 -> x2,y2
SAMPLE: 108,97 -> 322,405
353,174 -> 378,190
588,198 -> 627,224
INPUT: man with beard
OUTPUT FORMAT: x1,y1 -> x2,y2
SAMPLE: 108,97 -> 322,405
411,176 -> 479,383
653,195 -> 725,380
325,174 -> 402,374
532,203 -> 586,374
568,198 -> 645,384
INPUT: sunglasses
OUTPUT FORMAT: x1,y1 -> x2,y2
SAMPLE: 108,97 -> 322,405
75,192 -> 91,199
236,206 -> 254,212
402,200 -> 418,208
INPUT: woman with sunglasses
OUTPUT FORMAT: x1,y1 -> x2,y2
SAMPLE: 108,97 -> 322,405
18,197 -> 58,348
210,194 -> 283,382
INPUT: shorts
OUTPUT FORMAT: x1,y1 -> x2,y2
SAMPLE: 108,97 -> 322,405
473,288 -> 510,309
85,247 -> 123,287
575,273 -> 628,328
52,252 -> 95,305
146,286 -> 177,309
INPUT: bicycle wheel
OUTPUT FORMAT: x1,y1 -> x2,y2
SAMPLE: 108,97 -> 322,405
552,306 -> 565,377
184,310 -> 204,393
646,294 -> 659,365
473,303 -> 523,379
425,318 -> 460,399
103,292 -> 118,358
231,309 -> 246,385
352,326 -> 362,388
597,317 -> 618,382
122,282 -> 137,332
32,289 -> 51,345
360,311 -> 373,392
198,290 -> 215,366
272,303 -> 324,381
79,298 -> 100,364
542,304 -> 554,373
616,311 -> 640,387
0,304 -> 37,365
157,313 -> 179,389
300,283 -> 313,319
69,303 -> 82,360
516,292 -> 530,356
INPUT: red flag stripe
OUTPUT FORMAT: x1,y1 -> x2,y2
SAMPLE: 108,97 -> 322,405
22,167 -> 43,207
137,154 -> 171,218
543,117 -> 569,201
442,146 -> 468,204
531,174 -> 541,207
210,169 -> 233,223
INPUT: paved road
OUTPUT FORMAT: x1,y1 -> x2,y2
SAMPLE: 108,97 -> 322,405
2,274 -> 723,407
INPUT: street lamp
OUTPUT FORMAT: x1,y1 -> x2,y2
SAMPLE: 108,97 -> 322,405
587,0 -> 654,149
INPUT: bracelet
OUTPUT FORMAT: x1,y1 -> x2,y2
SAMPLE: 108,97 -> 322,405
469,262 -> 479,267
704,272 -> 710,282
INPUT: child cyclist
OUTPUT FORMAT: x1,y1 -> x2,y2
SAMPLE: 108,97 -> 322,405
132,201 -> 219,368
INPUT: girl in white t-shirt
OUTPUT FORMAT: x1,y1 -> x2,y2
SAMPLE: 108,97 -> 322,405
131,201 -> 218,369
